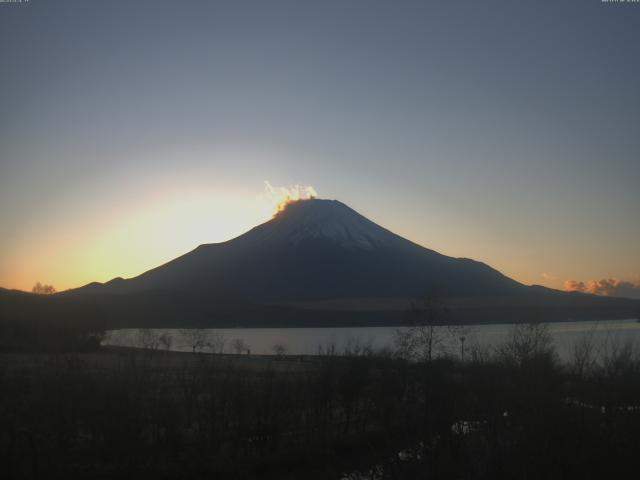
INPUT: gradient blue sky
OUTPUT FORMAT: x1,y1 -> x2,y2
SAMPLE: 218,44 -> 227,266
1,0 -> 639,292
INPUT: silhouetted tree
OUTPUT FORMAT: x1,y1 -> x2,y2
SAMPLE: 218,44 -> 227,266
137,329 -> 161,351
495,322 -> 556,367
206,331 -> 226,354
394,293 -> 449,361
272,343 -> 288,358
31,282 -> 56,294
232,338 -> 248,354
181,328 -> 207,353
158,332 -> 172,352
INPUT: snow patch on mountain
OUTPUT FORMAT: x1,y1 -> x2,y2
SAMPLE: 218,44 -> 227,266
240,199 -> 405,250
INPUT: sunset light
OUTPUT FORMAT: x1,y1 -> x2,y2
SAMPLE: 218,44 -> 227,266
0,182 -> 321,292
263,181 -> 318,216
2,2 -> 640,477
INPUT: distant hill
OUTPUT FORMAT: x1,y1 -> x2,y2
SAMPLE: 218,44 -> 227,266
0,287 -> 105,350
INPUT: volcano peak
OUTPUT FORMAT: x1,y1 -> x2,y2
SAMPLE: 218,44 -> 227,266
246,198 -> 402,250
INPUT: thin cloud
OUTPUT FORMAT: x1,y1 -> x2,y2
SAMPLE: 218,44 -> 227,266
263,181 -> 318,216
564,277 -> 640,299
263,181 -> 317,203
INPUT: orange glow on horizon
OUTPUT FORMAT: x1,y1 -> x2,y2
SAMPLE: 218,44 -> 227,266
3,181 -> 629,297
1,189 -> 281,293
0,182 -> 323,293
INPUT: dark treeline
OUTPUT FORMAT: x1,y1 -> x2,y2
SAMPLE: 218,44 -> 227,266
1,324 -> 640,480
0,290 -> 105,352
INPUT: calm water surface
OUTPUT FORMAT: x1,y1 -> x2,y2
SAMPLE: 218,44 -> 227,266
103,319 -> 640,361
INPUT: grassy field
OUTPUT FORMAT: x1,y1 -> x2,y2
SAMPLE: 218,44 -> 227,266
2,329 -> 640,479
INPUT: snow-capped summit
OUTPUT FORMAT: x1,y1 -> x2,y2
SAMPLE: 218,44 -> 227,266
238,199 -> 405,250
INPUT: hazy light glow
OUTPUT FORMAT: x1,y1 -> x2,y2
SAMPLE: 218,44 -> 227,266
0,181 -> 324,292
1,1 -> 638,293
0,185 -> 279,292
264,181 -> 318,215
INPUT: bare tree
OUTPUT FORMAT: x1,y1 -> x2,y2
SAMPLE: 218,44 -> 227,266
272,343 -> 288,358
32,282 -> 56,294
496,322 -> 556,367
569,325 -> 598,377
394,294 -> 449,362
158,332 -> 173,352
600,336 -> 639,380
343,337 -> 374,357
206,331 -> 226,354
137,329 -> 161,351
232,338 -> 248,355
181,328 -> 207,354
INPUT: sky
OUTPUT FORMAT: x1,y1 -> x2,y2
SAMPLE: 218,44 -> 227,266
1,0 -> 639,295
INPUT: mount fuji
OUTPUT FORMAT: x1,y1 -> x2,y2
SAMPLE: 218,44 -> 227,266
76,199 -> 523,300
62,198 -> 639,327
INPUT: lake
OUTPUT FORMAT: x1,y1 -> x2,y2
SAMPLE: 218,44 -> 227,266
103,318 -> 640,362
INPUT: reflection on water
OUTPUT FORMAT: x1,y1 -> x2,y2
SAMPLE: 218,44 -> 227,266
103,319 -> 640,362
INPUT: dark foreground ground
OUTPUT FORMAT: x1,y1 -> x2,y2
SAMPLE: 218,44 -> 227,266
2,335 -> 640,480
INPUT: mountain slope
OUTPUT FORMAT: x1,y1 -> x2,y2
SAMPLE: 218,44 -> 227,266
62,199 -> 639,327
76,199 -> 524,301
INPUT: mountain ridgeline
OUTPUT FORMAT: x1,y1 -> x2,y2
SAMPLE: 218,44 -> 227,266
79,199 -> 523,300
5,199 -> 640,328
